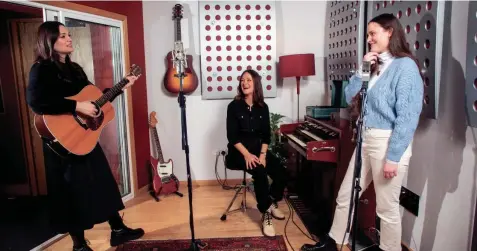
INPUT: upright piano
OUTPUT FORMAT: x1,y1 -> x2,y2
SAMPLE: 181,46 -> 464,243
280,115 -> 377,241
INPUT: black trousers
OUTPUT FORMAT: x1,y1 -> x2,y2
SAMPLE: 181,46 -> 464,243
226,151 -> 287,213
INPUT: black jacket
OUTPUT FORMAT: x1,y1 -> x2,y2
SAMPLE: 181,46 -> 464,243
226,99 -> 271,165
27,60 -> 121,115
26,59 -> 125,233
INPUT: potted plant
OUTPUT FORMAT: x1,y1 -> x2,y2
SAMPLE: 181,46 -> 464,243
268,113 -> 287,166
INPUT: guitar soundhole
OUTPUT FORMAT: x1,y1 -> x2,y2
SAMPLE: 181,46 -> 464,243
85,102 -> 104,130
75,112 -> 104,131
85,114 -> 104,130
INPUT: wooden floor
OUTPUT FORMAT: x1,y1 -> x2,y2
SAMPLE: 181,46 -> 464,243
44,184 -> 340,251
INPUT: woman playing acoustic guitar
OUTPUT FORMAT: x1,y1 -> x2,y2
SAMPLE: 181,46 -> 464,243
26,21 -> 144,251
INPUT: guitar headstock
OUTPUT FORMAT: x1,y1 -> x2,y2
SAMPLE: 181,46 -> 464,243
149,111 -> 158,128
172,4 -> 183,20
129,64 -> 142,78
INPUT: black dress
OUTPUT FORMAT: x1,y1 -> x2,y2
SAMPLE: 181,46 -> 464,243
26,60 -> 125,234
225,99 -> 286,213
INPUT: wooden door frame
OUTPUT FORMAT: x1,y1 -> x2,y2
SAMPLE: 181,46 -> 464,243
8,17 -> 45,196
28,0 -> 139,196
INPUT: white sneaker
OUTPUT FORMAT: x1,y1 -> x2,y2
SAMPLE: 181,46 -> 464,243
261,210 -> 275,237
270,202 -> 285,220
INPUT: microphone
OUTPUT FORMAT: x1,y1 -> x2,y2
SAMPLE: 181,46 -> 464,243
172,41 -> 188,75
361,61 -> 371,82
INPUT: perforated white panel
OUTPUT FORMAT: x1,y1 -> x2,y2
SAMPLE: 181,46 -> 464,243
325,1 -> 365,82
199,1 -> 277,99
466,2 -> 477,127
368,1 -> 444,119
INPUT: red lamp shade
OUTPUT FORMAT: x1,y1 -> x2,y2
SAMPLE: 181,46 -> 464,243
278,53 -> 315,78
278,53 -> 315,121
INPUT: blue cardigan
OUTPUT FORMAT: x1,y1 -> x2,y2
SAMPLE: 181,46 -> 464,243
345,57 -> 423,163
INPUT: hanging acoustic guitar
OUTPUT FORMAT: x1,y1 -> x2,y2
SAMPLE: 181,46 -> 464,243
163,4 -> 198,94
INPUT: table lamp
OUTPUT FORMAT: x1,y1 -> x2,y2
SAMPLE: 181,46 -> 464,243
278,53 -> 315,121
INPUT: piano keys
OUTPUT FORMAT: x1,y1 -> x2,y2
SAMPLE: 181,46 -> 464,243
280,115 -> 378,240
280,116 -> 340,163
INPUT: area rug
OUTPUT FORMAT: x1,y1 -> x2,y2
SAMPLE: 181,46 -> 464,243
116,236 -> 288,251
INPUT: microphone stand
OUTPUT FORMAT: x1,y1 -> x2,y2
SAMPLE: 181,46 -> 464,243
343,61 -> 371,251
174,55 -> 207,251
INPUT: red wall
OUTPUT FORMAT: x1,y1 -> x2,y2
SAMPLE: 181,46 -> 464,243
71,1 -> 150,189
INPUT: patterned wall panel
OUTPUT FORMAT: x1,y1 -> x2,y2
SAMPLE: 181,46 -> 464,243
367,1 -> 444,119
199,1 -> 277,99
325,1 -> 365,82
466,1 -> 477,127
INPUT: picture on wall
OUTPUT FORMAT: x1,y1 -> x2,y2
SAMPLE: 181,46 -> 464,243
198,1 -> 277,99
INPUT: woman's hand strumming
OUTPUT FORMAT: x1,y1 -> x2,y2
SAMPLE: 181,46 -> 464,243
76,101 -> 97,117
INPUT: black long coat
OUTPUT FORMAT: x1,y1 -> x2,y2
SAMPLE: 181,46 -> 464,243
26,59 -> 125,234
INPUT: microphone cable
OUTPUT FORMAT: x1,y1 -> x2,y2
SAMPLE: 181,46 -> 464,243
283,194 -> 315,251
214,151 -> 236,190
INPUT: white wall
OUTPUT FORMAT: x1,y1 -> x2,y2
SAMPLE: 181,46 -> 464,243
401,1 -> 477,251
142,0 -> 328,181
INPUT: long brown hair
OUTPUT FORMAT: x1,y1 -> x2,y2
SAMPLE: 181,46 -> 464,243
235,69 -> 265,107
367,13 -> 421,75
35,21 -> 71,63
350,13 -> 422,126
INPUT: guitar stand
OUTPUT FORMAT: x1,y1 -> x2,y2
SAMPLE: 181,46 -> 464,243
149,188 -> 184,202
149,191 -> 160,202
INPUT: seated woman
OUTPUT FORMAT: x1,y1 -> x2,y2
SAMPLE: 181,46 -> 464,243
225,69 -> 287,237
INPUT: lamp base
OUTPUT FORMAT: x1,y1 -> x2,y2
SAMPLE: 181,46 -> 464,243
296,76 -> 301,122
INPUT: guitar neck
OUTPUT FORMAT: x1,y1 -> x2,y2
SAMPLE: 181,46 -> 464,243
95,77 -> 130,107
175,18 -> 181,41
152,126 -> 165,163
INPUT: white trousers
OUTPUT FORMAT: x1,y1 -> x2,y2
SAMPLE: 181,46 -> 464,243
329,128 -> 412,251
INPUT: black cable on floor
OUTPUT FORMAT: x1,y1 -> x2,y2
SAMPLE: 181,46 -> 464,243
214,151 -> 235,190
283,195 -> 315,251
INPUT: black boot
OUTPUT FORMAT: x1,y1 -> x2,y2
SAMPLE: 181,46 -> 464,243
73,244 -> 93,251
110,226 -> 145,247
71,231 -> 93,251
108,212 -> 145,246
300,235 -> 338,251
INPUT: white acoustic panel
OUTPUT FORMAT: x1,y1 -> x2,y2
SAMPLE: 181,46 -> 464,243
199,1 -> 277,99
368,1 -> 444,119
325,1 -> 365,81
466,1 -> 477,127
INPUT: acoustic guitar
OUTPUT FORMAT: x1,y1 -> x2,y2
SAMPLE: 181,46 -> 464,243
34,65 -> 141,157
163,4 -> 198,94
148,111 -> 182,200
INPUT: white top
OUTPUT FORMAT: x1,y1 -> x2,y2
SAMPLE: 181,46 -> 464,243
356,51 -> 395,89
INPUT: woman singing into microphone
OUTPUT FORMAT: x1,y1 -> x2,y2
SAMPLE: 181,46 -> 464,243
225,69 -> 287,237
301,13 -> 423,251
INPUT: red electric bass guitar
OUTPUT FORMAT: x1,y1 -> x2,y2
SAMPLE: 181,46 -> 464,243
148,111 -> 182,201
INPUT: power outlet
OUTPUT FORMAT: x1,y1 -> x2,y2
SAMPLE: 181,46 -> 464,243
400,186 -> 419,217
212,149 -> 228,156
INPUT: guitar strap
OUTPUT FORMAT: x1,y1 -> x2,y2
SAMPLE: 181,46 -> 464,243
44,139 -> 73,159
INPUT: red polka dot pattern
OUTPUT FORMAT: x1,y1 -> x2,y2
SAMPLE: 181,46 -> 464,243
200,2 -> 276,99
